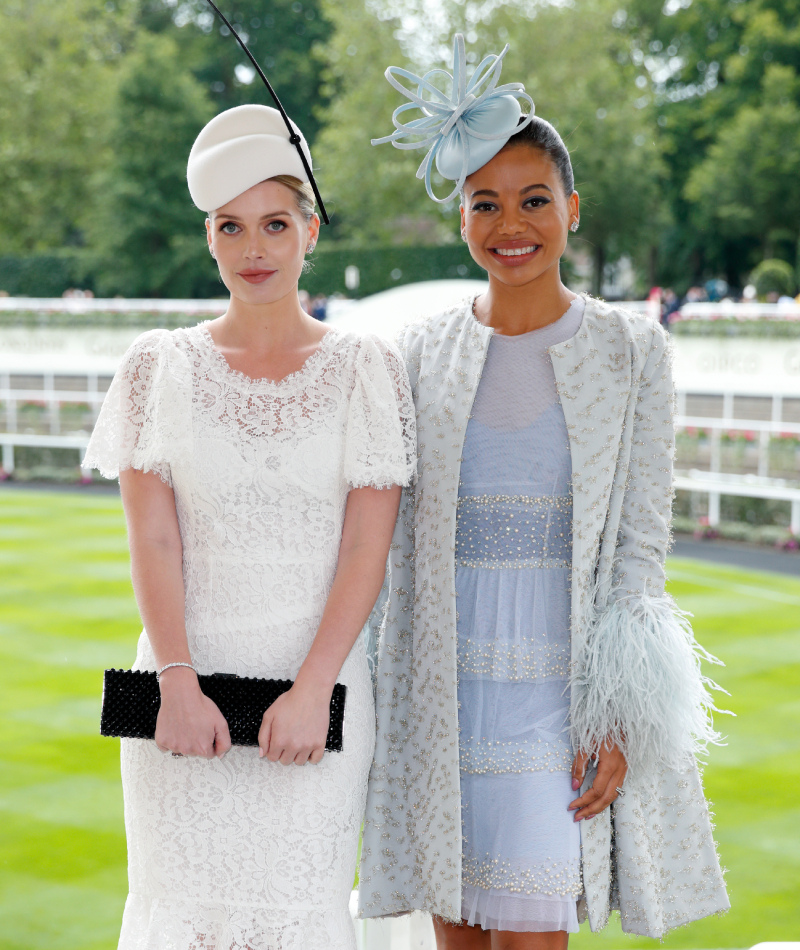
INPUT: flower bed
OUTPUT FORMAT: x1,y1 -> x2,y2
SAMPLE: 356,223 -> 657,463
672,515 -> 799,552
671,317 -> 800,338
675,429 -> 800,479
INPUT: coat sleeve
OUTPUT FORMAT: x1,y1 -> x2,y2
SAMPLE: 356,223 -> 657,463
358,327 -> 420,916
570,325 -> 727,780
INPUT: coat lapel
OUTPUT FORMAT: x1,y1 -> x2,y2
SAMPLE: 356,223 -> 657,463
411,300 -> 492,917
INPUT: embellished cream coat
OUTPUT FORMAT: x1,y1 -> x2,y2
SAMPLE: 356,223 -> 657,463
358,294 -> 729,937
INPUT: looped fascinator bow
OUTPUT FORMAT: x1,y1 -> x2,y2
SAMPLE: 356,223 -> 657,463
372,34 -> 534,203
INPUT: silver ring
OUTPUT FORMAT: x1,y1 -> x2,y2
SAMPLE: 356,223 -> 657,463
171,752 -> 183,758
615,786 -> 625,797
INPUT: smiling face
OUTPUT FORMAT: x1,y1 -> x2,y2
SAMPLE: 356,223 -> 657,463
460,144 -> 579,291
206,179 -> 319,306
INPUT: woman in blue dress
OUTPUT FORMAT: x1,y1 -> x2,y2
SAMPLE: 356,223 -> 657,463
359,35 -> 728,948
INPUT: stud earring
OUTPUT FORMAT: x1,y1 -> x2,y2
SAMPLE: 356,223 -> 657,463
569,220 -> 579,233
460,231 -> 467,242
306,243 -> 316,253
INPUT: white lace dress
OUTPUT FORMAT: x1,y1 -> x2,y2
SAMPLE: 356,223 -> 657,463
84,323 -> 416,950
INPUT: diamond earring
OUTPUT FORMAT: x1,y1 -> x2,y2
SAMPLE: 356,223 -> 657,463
460,231 -> 467,242
569,220 -> 579,233
306,243 -> 316,253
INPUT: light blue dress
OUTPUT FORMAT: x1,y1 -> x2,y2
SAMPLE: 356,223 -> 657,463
456,297 -> 585,933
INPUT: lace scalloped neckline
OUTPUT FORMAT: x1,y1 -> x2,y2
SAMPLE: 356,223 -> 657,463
195,321 -> 340,388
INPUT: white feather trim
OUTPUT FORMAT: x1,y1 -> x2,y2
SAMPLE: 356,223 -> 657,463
570,594 -> 729,780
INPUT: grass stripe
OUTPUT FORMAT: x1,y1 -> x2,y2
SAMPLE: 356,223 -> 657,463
2,488 -> 799,948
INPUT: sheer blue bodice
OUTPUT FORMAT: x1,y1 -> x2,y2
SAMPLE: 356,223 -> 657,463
455,297 -> 585,933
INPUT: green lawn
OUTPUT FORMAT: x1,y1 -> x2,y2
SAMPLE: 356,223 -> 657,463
1,488 -> 799,949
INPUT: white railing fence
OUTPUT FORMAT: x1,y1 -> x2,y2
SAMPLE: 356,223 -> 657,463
1,370 -> 798,534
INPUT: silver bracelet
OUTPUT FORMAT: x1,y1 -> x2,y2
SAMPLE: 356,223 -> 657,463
156,662 -> 197,682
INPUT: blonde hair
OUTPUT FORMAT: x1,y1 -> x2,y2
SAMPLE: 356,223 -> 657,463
270,175 -> 315,221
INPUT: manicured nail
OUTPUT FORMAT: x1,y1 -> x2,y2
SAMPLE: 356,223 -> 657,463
574,815 -> 583,822
258,748 -> 265,758
572,778 -> 580,790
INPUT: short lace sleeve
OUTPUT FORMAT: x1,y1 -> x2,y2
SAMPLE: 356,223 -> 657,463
344,334 -> 417,490
83,329 -> 192,485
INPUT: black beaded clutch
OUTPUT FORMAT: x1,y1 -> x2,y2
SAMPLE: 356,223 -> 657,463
100,669 -> 346,752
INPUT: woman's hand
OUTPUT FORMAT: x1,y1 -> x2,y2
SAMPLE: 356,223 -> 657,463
259,681 -> 331,766
155,667 -> 232,759
568,738 -> 628,821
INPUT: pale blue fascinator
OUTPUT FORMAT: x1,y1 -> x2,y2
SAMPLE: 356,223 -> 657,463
372,34 -> 534,203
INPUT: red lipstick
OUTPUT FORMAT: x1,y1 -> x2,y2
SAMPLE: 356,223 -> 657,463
488,240 -> 541,267
238,269 -> 276,284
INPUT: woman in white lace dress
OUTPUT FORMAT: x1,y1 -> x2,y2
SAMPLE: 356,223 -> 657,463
85,105 -> 415,950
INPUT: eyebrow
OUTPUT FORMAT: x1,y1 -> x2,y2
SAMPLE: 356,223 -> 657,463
214,211 -> 292,220
470,184 -> 554,199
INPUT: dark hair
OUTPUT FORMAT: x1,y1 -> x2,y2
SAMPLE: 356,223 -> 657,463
503,116 -> 574,196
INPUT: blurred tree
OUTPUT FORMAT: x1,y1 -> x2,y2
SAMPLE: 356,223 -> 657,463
313,0 -> 456,245
0,0 -> 131,254
625,0 -> 800,289
685,65 -> 800,260
315,0 -> 665,287
143,0 -> 332,145
444,0 -> 666,293
86,30 -> 217,297
750,258 -> 796,298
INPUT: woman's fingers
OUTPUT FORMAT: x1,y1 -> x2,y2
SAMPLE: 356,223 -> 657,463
568,741 -> 628,820
258,687 -> 329,765
155,687 -> 229,758
260,726 -> 324,765
271,738 -> 324,765
571,750 -> 589,791
574,774 -> 627,820
258,714 -> 272,759
214,716 -> 232,757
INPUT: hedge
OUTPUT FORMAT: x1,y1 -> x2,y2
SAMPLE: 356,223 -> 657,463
0,253 -> 94,298
751,258 -> 796,298
298,243 -> 484,297
670,317 -> 800,338
0,245 -> 484,303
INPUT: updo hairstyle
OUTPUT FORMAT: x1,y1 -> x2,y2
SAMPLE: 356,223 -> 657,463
270,175 -> 316,221
503,116 -> 575,197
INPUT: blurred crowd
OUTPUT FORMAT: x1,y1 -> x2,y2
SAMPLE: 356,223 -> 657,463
298,290 -> 328,321
649,279 -> 800,328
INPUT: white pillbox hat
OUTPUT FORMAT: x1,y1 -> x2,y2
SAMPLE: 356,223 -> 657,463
187,104 -> 313,213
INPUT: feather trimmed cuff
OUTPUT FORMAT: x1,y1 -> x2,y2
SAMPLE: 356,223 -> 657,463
570,594 -> 729,780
